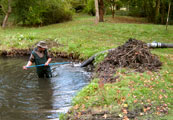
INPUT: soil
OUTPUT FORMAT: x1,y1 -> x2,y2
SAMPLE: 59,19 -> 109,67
66,107 -> 141,120
106,16 -> 149,24
96,38 -> 162,83
0,48 -> 80,60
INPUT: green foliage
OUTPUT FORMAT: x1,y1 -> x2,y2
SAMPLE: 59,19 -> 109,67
25,6 -> 43,25
126,0 -> 173,24
0,0 -> 8,13
41,0 -> 73,25
69,0 -> 86,13
83,0 -> 95,16
13,0 -> 73,26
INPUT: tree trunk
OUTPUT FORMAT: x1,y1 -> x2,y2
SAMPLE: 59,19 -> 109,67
2,0 -> 12,28
110,5 -> 114,18
112,8 -> 115,18
161,2 -> 166,24
166,2 -> 171,30
99,0 -> 104,22
155,0 -> 160,23
112,4 -> 116,18
95,0 -> 99,24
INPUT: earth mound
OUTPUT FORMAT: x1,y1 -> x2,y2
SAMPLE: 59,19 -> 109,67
96,38 -> 162,83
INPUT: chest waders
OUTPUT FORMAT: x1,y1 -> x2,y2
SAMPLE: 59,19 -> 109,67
32,50 -> 52,78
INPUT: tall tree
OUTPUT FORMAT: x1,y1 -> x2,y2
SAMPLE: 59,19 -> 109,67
107,0 -> 117,18
98,0 -> 104,22
95,0 -> 99,24
1,0 -> 12,28
155,0 -> 160,23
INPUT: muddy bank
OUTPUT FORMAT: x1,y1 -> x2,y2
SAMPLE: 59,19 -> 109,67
0,48 -> 81,60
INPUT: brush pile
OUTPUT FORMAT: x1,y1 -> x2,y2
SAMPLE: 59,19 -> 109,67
96,38 -> 162,83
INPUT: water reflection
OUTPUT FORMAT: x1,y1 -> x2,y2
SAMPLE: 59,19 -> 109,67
0,57 -> 90,120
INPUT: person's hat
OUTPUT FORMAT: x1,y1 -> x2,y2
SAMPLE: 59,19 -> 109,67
37,41 -> 48,49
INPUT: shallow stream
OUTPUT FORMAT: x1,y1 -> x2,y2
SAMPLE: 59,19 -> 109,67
0,57 -> 90,120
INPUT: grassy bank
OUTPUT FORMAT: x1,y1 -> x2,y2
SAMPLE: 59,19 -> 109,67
0,14 -> 172,119
0,14 -> 173,59
65,55 -> 172,119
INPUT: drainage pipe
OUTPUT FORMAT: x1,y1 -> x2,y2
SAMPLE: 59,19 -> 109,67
147,42 -> 173,48
80,48 -> 116,67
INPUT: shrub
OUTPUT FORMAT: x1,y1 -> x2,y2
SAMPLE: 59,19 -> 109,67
14,0 -> 73,26
70,1 -> 85,13
41,0 -> 73,25
83,0 -> 95,16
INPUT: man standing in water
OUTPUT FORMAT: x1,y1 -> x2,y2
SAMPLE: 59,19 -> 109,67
23,41 -> 52,78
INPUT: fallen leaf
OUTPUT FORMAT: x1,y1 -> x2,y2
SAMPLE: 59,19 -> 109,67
143,108 -> 147,112
159,95 -> 163,99
164,95 -> 168,98
103,114 -> 107,119
119,114 -> 123,118
122,109 -> 128,114
134,100 -> 138,103
140,112 -> 144,116
123,116 -> 129,120
147,107 -> 151,110
122,97 -> 126,102
123,104 -> 128,108
77,112 -> 81,118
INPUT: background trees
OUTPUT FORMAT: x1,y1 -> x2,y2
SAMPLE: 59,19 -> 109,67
0,0 -> 172,27
0,0 -> 73,27
122,0 -> 172,24
0,0 -> 12,28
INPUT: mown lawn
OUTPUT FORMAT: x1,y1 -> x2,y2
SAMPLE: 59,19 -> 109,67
0,14 -> 173,58
0,14 -> 172,119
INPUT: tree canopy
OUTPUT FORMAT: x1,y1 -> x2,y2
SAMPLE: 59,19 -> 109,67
0,0 -> 172,27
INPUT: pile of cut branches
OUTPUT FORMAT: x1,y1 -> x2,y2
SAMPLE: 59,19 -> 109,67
96,38 -> 162,83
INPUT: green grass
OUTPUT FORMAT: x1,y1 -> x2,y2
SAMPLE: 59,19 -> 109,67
72,62 -> 172,119
0,14 -> 173,59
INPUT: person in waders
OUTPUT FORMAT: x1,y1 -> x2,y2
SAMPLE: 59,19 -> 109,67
23,41 -> 52,78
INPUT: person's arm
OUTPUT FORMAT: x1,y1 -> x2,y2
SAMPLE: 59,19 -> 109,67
23,53 -> 34,70
45,50 -> 52,66
45,58 -> 52,66
23,61 -> 32,70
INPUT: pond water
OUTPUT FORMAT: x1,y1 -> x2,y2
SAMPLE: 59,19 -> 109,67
0,57 -> 91,120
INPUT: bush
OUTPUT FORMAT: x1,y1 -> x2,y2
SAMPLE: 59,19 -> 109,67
70,1 -> 85,13
41,0 -> 73,25
14,0 -> 73,26
83,0 -> 95,16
